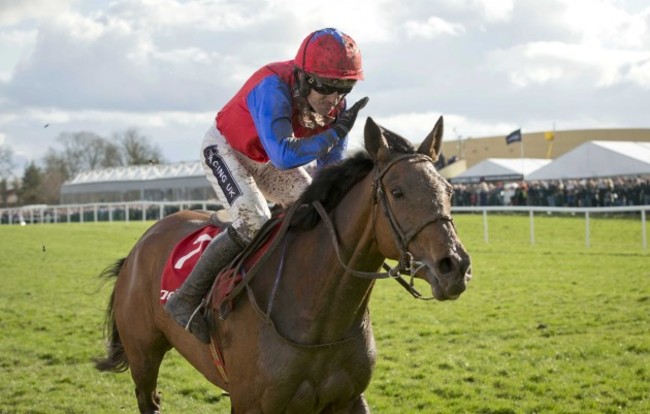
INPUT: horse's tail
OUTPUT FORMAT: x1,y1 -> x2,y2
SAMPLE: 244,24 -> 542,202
94,258 -> 129,373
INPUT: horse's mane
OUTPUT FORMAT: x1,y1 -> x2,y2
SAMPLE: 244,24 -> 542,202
289,128 -> 416,230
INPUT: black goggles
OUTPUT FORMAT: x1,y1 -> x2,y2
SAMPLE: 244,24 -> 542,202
306,75 -> 354,95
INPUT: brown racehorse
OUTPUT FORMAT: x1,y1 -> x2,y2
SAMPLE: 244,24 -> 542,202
95,116 -> 472,413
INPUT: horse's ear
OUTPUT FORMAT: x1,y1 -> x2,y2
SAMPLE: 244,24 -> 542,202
418,115 -> 444,160
364,117 -> 390,163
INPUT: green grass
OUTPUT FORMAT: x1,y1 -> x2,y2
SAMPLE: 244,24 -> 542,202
0,213 -> 648,413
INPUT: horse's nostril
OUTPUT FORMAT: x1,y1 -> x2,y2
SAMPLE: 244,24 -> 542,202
437,257 -> 454,274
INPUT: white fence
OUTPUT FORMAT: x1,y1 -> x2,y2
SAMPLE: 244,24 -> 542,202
453,205 -> 648,249
1,201 -> 648,249
0,201 -> 223,225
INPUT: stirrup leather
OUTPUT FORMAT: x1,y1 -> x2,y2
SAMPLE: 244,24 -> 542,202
184,298 -> 207,331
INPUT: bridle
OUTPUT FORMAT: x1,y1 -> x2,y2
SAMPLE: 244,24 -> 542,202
313,152 -> 455,299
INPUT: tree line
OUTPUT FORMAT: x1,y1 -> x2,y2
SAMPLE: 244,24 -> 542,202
0,128 -> 164,207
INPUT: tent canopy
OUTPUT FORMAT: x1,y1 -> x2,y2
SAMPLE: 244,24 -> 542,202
527,141 -> 650,180
450,158 -> 551,183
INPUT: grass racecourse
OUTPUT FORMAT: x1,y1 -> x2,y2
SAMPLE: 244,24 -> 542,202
0,212 -> 648,413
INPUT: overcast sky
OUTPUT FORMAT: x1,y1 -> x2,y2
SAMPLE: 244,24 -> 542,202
1,0 -> 649,172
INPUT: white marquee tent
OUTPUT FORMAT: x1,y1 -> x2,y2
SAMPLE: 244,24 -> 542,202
527,141 -> 650,181
450,158 -> 551,183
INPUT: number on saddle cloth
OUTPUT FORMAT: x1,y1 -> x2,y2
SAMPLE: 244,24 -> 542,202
159,224 -> 224,304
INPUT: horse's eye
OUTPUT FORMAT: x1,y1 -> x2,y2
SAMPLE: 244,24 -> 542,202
390,188 -> 404,199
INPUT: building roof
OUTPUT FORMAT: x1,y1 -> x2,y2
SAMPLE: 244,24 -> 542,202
527,141 -> 650,180
64,161 -> 203,185
450,158 -> 551,183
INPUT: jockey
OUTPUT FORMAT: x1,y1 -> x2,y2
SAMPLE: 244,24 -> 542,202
165,28 -> 369,343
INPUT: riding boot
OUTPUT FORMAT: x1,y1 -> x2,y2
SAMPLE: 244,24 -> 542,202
164,226 -> 246,343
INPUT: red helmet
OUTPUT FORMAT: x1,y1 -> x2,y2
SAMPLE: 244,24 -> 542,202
294,28 -> 364,80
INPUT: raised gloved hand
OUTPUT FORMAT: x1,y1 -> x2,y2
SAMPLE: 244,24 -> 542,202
332,96 -> 369,139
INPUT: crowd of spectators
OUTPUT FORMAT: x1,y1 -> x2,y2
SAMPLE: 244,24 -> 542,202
451,176 -> 650,207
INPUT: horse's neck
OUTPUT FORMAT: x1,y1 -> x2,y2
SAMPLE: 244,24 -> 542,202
268,174 -> 382,344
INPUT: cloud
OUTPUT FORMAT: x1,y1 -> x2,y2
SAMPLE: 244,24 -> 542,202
404,16 -> 465,39
0,0 -> 77,27
2,0 -> 406,114
559,0 -> 650,49
468,0 -> 515,23
0,29 -> 37,81
488,41 -> 650,89
1,0 -> 649,171
3,7 -> 239,111
627,58 -> 650,86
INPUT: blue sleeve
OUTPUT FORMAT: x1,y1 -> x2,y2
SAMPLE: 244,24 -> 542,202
316,124 -> 348,170
246,75 -> 342,170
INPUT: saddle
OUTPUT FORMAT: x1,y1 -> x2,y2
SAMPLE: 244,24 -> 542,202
160,210 -> 285,318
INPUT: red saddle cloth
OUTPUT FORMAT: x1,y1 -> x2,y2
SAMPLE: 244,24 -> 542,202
160,220 -> 282,306
160,225 -> 223,304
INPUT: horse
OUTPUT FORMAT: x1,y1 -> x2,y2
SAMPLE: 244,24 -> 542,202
95,116 -> 472,413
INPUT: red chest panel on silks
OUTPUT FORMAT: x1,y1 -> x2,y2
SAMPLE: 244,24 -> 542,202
160,225 -> 223,304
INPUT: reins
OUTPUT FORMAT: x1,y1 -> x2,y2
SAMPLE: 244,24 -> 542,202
313,201 -> 433,300
216,152 -> 455,348
215,200 -> 302,318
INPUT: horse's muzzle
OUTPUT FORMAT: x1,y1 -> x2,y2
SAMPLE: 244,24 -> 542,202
425,251 -> 472,300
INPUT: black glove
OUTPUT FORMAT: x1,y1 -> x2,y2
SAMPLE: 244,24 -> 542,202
332,96 -> 369,139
